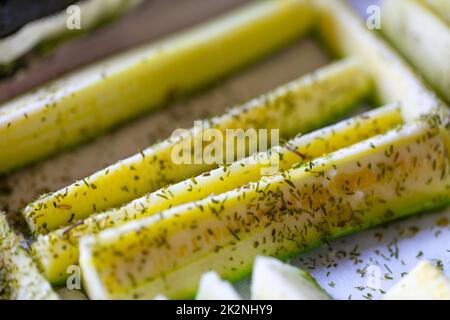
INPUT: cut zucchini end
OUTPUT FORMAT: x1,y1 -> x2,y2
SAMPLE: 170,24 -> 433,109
195,271 -> 241,300
251,256 -> 330,300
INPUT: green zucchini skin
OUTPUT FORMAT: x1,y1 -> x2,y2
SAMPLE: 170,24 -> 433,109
316,0 -> 449,120
79,119 -> 450,299
0,0 -> 315,175
0,213 -> 59,300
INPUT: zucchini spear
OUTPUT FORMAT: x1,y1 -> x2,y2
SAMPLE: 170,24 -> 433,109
0,213 -> 58,300
383,261 -> 450,300
381,0 -> 450,104
316,0 -> 448,119
32,102 -> 402,284
79,120 -> 450,299
0,0 -> 315,174
23,58 -> 372,235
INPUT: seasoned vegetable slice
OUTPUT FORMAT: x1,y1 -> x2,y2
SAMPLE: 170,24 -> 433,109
383,261 -> 450,300
0,0 -> 315,174
24,58 -> 372,235
32,103 -> 401,284
79,120 -> 450,299
196,271 -> 241,300
381,0 -> 450,104
251,256 -> 330,300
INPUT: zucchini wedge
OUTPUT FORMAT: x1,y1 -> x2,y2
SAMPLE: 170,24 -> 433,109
196,271 -> 241,300
0,0 -> 315,174
32,102 -> 401,284
0,213 -> 58,300
0,0 -> 144,68
23,58 -> 372,235
423,0 -> 450,24
79,120 -> 450,299
315,0 -> 448,120
381,0 -> 450,104
383,261 -> 450,300
251,256 -> 330,300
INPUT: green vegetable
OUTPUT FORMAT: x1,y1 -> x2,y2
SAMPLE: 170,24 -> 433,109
381,0 -> 450,104
79,119 -> 450,299
316,0 -> 448,119
383,261 -> 450,300
251,256 -> 330,300
196,271 -> 241,300
24,58 -> 371,236
0,0 -> 315,174
0,213 -> 58,300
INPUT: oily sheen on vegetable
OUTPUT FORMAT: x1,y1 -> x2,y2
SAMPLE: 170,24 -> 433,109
80,120 -> 450,299
0,214 -> 58,300
33,103 -> 402,284
0,0 -> 314,174
23,58 -> 372,235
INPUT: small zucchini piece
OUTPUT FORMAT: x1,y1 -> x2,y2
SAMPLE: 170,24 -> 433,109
79,120 -> 450,299
251,256 -> 330,300
0,213 -> 58,300
23,58 -> 372,235
32,102 -> 401,284
383,261 -> 450,300
196,271 -> 241,300
381,0 -> 450,104
0,0 -> 315,174
315,0 -> 448,120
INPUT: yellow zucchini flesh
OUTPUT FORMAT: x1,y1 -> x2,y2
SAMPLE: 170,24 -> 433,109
422,0 -> 450,24
381,0 -> 450,104
315,0 -> 448,120
33,103 -> 402,284
0,0 -> 314,174
383,261 -> 450,300
23,58 -> 372,235
251,256 -> 330,300
79,120 -> 450,299
0,213 -> 58,300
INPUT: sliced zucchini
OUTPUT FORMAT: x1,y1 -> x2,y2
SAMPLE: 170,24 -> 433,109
383,261 -> 450,300
0,0 -> 315,174
79,120 -> 450,299
0,213 -> 58,300
0,0 -> 144,67
23,58 -> 372,235
251,256 -> 330,300
315,0 -> 447,120
196,271 -> 241,300
32,102 -> 401,284
381,0 -> 450,104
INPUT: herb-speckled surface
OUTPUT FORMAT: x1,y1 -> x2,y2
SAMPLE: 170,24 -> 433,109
1,0 -> 449,300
